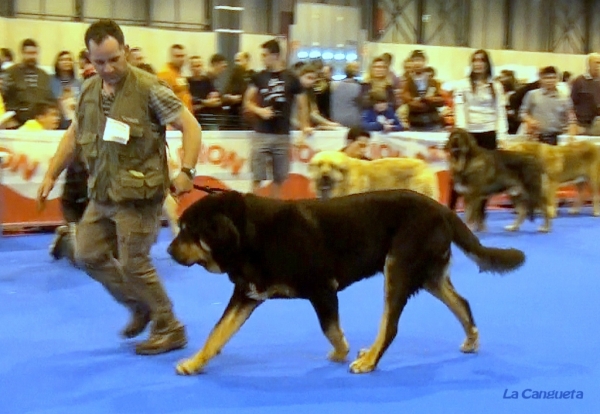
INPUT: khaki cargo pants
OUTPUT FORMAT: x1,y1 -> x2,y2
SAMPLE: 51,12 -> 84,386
74,198 -> 180,334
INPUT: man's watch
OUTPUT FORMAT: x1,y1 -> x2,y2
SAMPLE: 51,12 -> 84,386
181,167 -> 196,181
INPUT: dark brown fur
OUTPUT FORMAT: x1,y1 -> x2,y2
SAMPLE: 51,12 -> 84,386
446,128 -> 552,232
168,189 -> 525,375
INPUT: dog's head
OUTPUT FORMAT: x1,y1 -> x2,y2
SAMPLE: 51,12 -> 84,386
445,128 -> 479,172
308,151 -> 352,199
167,191 -> 246,274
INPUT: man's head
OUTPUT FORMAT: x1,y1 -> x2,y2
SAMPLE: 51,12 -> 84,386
128,47 -> 144,67
345,127 -> 370,159
234,52 -> 250,69
344,61 -> 360,79
84,19 -> 129,86
539,66 -> 558,91
169,44 -> 186,70
33,101 -> 60,130
410,50 -> 426,74
261,39 -> 280,71
190,55 -> 203,77
209,54 -> 228,76
21,39 -> 39,67
587,53 -> 600,78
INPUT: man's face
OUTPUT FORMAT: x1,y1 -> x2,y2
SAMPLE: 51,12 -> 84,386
212,60 -> 228,76
129,50 -> 144,67
88,36 -> 129,86
190,57 -> 203,76
412,57 -> 425,73
22,46 -> 38,67
234,53 -> 248,68
171,47 -> 186,69
540,73 -> 558,91
261,48 -> 278,69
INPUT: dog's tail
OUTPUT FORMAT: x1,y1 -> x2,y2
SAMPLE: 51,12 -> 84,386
447,210 -> 525,274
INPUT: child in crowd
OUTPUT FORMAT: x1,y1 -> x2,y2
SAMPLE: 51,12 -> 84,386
361,90 -> 403,133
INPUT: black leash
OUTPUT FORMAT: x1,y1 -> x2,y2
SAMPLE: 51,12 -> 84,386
192,184 -> 229,194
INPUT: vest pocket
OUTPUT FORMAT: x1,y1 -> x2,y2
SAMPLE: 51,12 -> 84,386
79,132 -> 98,158
119,169 -> 166,200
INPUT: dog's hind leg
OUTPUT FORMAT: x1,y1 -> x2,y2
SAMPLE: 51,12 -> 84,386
349,255 -> 414,374
424,270 -> 479,353
568,182 -> 586,215
176,288 -> 262,375
505,199 -> 527,232
309,291 -> 350,363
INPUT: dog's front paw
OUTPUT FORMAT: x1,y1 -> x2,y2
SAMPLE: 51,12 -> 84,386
328,349 -> 349,363
537,224 -> 550,233
349,350 -> 377,374
460,329 -> 479,353
176,358 -> 204,376
568,207 -> 581,215
504,224 -> 518,232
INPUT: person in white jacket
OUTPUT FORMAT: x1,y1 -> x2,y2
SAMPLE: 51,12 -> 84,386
449,49 -> 509,222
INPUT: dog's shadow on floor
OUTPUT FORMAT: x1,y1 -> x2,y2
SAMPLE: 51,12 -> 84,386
195,349 -> 588,407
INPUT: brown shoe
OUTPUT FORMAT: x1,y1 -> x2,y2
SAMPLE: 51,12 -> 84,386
135,325 -> 187,355
121,305 -> 151,339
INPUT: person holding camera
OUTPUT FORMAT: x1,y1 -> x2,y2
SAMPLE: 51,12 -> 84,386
243,39 -> 311,199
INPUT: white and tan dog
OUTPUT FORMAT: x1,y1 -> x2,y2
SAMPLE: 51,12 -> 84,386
308,150 -> 439,201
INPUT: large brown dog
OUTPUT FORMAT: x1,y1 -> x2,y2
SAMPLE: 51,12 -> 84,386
446,128 -> 551,232
167,189 -> 525,375
503,139 -> 600,218
308,150 -> 439,201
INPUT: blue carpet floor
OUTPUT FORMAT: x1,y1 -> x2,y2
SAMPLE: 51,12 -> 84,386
0,210 -> 598,414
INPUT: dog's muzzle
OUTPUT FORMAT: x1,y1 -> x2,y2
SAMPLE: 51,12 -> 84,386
317,175 -> 333,200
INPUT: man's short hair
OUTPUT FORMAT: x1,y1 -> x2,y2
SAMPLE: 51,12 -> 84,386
84,19 -> 125,49
21,38 -> 38,50
210,54 -> 227,65
261,39 -> 280,55
539,66 -> 558,77
347,127 -> 370,142
410,50 -> 426,60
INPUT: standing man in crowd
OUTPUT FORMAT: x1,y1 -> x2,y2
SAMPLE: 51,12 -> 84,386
571,53 -> 600,135
157,44 -> 193,112
243,39 -> 311,199
1,38 -> 56,127
520,66 -> 577,145
36,19 -> 202,355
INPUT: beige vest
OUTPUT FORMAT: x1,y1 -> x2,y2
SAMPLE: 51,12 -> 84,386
76,67 -> 170,203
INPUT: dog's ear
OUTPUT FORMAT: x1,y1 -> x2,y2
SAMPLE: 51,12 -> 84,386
211,214 -> 241,250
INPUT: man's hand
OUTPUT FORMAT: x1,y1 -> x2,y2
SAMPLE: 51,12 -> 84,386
36,175 -> 56,212
171,171 -> 194,196
256,106 -> 274,120
296,127 -> 313,145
